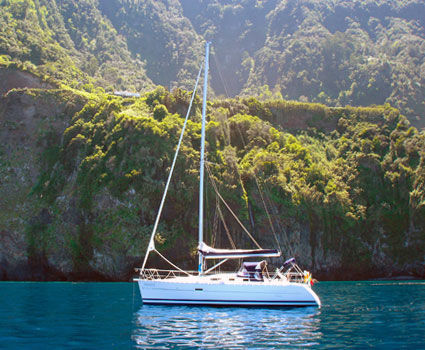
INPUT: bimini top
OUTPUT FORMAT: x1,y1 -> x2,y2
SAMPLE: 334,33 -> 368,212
199,242 -> 281,259
237,261 -> 266,281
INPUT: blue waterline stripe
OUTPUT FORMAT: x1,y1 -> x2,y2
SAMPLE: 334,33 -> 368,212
143,298 -> 316,304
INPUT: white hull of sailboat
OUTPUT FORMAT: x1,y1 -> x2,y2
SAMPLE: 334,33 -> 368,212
135,43 -> 321,308
136,275 -> 320,307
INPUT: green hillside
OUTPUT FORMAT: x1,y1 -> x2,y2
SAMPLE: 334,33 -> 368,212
1,0 -> 424,126
180,0 -> 425,127
1,86 -> 424,280
0,0 -> 154,91
0,0 -> 424,280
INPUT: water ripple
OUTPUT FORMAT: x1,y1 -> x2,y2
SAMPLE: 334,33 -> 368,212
133,306 -> 322,348
1,281 -> 425,348
132,281 -> 425,349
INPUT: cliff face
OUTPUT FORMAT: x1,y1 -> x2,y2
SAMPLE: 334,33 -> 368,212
0,86 -> 154,281
0,68 -> 55,96
0,83 -> 424,281
0,87 -> 86,280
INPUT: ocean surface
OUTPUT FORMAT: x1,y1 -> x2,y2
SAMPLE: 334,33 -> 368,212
0,281 -> 424,349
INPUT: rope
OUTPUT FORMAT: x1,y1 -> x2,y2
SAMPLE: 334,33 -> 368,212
261,181 -> 294,257
206,164 -> 236,249
211,54 -> 292,257
141,62 -> 203,270
211,197 -> 219,248
155,249 -> 193,276
212,52 -> 230,98
215,195 -> 236,249
206,162 -> 262,249
254,175 -> 284,254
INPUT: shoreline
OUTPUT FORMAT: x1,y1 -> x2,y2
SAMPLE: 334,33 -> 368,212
1,275 -> 423,283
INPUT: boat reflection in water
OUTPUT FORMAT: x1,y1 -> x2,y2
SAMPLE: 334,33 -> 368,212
132,305 -> 322,348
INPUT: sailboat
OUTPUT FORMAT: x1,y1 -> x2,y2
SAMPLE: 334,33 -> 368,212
134,42 -> 321,307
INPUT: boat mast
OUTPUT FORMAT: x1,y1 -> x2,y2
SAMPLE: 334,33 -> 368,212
198,42 -> 210,275
141,63 -> 203,271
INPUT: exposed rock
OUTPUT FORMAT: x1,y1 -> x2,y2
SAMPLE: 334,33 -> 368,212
0,85 -> 423,282
0,87 -> 87,281
0,68 -> 55,96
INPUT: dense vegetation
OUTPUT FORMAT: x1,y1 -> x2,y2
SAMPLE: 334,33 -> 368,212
0,0 -> 424,280
180,0 -> 425,127
0,0 -> 154,91
1,85 -> 423,280
1,0 -> 424,127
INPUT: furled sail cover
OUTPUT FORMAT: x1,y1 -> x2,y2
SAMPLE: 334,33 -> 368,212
198,242 -> 281,259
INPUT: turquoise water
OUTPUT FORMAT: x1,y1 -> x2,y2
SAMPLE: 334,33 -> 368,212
0,281 -> 424,348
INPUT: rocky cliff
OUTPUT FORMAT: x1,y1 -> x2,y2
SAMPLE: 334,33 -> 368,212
1,78 -> 424,281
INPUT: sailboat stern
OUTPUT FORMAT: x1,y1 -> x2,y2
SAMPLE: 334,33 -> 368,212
305,285 -> 321,308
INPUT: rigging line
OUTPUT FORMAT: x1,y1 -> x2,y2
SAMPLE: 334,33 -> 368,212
228,101 -> 291,256
212,51 -> 230,98
254,175 -> 289,256
212,187 -> 236,250
207,165 -> 236,249
205,162 -> 262,249
212,50 -> 255,235
236,133 -> 292,256
216,198 -> 237,249
154,249 -> 193,276
211,197 -> 219,248
205,162 -> 237,248
205,56 -> 261,248
213,48 -> 282,254
262,182 -> 294,257
141,62 -> 203,270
